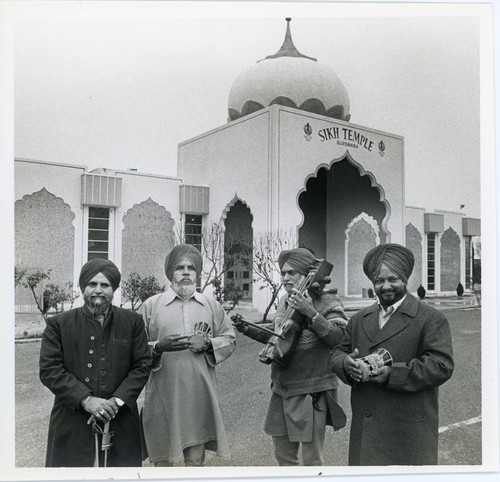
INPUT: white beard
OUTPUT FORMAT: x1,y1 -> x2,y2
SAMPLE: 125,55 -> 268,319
173,283 -> 196,300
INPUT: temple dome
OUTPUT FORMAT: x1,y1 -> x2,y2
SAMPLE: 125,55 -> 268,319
228,18 -> 350,122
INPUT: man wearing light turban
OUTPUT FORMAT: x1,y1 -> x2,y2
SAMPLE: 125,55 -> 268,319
40,259 -> 152,467
140,244 -> 235,466
331,243 -> 454,465
234,248 -> 348,466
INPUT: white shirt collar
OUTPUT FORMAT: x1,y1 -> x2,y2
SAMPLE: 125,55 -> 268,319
164,286 -> 206,305
377,293 -> 407,316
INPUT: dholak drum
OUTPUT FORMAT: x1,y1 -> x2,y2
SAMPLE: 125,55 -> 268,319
358,348 -> 393,381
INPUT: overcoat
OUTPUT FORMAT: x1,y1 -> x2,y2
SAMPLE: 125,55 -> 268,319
39,305 -> 151,467
330,294 -> 454,465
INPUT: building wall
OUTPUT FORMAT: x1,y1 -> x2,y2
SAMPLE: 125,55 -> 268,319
436,210 -> 465,293
404,206 -> 426,293
178,110 -> 274,309
15,159 -> 87,289
179,105 -> 406,307
276,107 -> 405,244
115,170 -> 181,288
15,160 -> 181,308
178,110 -> 272,235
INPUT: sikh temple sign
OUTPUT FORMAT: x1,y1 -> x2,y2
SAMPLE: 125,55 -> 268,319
317,125 -> 374,152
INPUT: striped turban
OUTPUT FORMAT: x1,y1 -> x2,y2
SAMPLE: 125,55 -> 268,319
79,258 -> 121,291
363,244 -> 415,284
164,244 -> 203,281
278,248 -> 316,276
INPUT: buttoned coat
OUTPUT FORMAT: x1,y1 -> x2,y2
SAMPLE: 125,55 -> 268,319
330,294 -> 454,465
39,305 -> 151,467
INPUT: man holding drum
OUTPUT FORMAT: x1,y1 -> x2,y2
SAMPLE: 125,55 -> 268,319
234,248 -> 348,466
330,243 -> 454,465
139,244 -> 235,466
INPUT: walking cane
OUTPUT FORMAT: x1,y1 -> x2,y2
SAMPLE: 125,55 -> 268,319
90,417 -> 114,467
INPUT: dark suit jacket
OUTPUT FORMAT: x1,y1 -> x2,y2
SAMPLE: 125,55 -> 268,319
330,294 -> 454,465
39,305 -> 151,467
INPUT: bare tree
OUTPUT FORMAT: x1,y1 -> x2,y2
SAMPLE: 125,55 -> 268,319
247,229 -> 298,322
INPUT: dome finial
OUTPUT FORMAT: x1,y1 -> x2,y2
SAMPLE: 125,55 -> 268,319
259,17 -> 317,62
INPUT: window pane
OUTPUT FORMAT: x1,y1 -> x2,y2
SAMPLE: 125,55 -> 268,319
88,230 -> 108,241
89,207 -> 110,219
89,218 -> 109,230
88,252 -> 108,260
88,241 -> 109,252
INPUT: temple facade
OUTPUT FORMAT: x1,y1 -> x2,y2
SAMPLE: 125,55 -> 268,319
15,19 -> 480,314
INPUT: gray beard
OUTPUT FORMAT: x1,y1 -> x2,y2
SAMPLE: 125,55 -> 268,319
173,284 -> 196,300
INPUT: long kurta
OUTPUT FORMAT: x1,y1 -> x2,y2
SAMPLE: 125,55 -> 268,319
330,293 -> 454,465
140,289 -> 236,464
39,305 -> 152,467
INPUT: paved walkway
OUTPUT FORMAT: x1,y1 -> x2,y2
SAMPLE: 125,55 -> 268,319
14,294 -> 480,341
342,294 -> 479,312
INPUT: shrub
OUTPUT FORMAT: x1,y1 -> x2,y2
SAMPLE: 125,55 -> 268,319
212,279 -> 245,313
121,272 -> 165,311
16,268 -> 79,322
417,285 -> 426,300
456,282 -> 464,297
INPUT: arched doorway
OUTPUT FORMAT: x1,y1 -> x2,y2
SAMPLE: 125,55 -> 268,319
223,200 -> 253,301
298,157 -> 387,296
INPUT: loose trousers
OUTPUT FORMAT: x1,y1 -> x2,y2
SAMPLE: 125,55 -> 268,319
266,392 -> 328,466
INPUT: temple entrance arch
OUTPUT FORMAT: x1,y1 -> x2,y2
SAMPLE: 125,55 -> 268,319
222,198 -> 253,301
298,157 -> 388,296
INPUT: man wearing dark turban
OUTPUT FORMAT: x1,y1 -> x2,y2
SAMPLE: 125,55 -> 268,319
331,243 -> 454,466
234,248 -> 348,466
39,259 -> 151,467
140,244 -> 235,466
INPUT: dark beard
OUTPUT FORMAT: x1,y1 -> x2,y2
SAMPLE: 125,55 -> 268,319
87,297 -> 111,316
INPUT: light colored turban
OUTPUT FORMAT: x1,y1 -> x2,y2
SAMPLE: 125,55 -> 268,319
362,243 -> 415,284
164,244 -> 203,281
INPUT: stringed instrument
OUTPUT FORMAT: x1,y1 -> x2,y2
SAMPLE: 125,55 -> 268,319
258,259 -> 333,368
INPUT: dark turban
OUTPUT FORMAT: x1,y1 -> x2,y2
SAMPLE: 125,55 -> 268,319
164,244 -> 203,281
278,248 -> 316,276
363,243 -> 415,284
79,258 -> 121,291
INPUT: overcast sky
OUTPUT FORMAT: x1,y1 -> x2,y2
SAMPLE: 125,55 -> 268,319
12,1 -> 491,219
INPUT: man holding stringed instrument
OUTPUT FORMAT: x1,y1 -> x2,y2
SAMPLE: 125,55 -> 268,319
233,248 -> 348,466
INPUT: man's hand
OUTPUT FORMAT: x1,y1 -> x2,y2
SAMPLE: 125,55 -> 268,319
343,348 -> 363,382
231,314 -> 248,333
288,289 -> 316,319
82,396 -> 120,423
369,365 -> 391,385
156,334 -> 191,352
